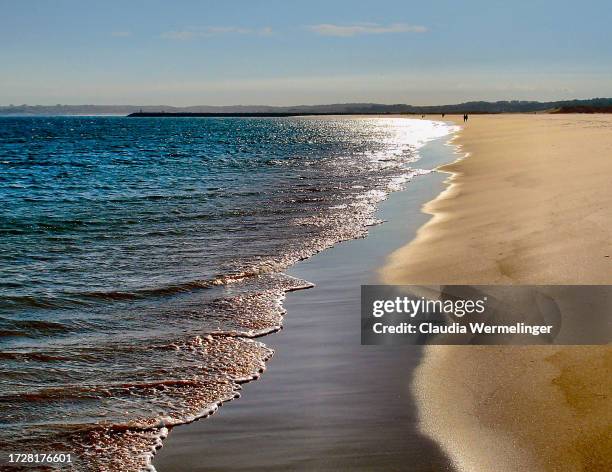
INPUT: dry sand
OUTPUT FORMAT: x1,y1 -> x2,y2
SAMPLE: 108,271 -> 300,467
381,114 -> 612,471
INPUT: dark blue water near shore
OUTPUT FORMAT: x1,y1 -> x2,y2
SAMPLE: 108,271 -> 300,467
0,116 -> 452,470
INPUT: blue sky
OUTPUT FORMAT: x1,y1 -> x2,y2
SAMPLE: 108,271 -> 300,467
1,0 -> 611,105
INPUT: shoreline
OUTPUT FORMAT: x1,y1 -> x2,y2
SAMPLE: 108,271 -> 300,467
152,126 -> 460,471
382,115 -> 612,471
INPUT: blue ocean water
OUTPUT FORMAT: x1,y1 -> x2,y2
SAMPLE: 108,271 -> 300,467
0,116 -> 453,470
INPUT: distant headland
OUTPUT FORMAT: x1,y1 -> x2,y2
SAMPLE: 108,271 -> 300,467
126,112 -> 353,117
1,98 -> 611,116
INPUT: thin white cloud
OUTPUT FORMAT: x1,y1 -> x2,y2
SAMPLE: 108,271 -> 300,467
161,30 -> 198,40
308,23 -> 427,37
205,26 -> 251,35
110,31 -> 131,37
161,26 -> 273,40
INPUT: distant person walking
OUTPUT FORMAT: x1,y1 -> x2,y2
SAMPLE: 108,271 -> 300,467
463,113 -> 469,123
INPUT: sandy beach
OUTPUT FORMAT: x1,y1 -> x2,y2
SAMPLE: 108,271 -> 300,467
382,114 -> 612,471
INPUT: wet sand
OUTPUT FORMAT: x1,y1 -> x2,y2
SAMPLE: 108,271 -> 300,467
382,115 -> 612,471
153,135 -> 458,471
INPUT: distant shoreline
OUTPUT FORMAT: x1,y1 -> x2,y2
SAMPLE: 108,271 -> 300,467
127,111 -> 404,117
126,108 -> 611,117
1,109 -> 610,118
2,97 -> 612,117
126,111 -> 476,118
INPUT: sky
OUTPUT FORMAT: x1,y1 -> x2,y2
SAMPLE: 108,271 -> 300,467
1,0 -> 611,106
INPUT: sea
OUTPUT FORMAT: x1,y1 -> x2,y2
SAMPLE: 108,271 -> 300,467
0,116 -> 455,471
